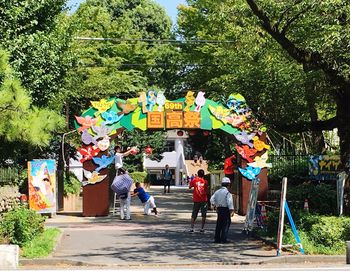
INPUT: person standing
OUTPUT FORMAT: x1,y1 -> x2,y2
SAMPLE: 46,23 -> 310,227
189,169 -> 208,233
162,164 -> 172,193
111,172 -> 133,220
114,145 -> 136,175
132,182 -> 158,215
210,177 -> 234,243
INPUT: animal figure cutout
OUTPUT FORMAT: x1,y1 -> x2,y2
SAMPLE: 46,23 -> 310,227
101,110 -> 123,125
92,155 -> 115,172
82,170 -> 106,186
234,131 -> 256,148
138,92 -> 148,113
238,166 -> 261,181
184,91 -> 195,111
147,90 -> 156,111
225,113 -> 245,127
252,136 -> 270,152
117,101 -> 138,114
81,130 -> 97,146
235,144 -> 257,163
97,135 -> 111,151
156,91 -> 166,111
78,146 -> 100,163
91,124 -> 113,139
248,152 -> 272,168
194,91 -> 206,112
90,99 -> 114,113
208,105 -> 231,122
75,115 -> 98,132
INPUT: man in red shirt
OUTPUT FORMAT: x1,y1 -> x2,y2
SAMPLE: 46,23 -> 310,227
189,169 -> 208,233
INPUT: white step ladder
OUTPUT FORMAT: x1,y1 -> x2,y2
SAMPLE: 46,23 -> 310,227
112,193 -> 120,216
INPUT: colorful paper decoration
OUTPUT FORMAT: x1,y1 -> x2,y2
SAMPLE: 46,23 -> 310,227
165,102 -> 184,111
117,101 -> 137,114
78,146 -> 100,163
92,155 -> 115,172
208,105 -> 230,122
138,92 -> 148,113
183,111 -> 200,128
97,136 -> 110,152
166,111 -> 183,128
234,131 -> 256,148
81,130 -> 97,145
145,146 -> 153,154
248,152 -> 272,168
184,91 -> 195,111
147,90 -> 156,111
236,144 -> 257,163
225,113 -> 245,127
156,91 -> 166,112
75,115 -> 98,132
238,166 -> 261,180
194,91 -> 206,112
91,124 -> 113,139
82,170 -> 106,186
252,136 -> 270,152
147,112 -> 165,128
91,99 -> 114,113
102,110 -> 123,125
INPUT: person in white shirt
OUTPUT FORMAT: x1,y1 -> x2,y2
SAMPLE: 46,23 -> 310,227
114,145 -> 136,175
210,177 -> 234,243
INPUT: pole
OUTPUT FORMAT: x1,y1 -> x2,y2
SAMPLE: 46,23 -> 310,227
277,177 -> 287,256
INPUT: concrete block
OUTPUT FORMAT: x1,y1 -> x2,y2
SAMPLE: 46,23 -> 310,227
0,245 -> 19,270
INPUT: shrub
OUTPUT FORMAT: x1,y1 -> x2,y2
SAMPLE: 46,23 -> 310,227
0,206 -> 45,246
64,172 -> 81,196
129,171 -> 148,183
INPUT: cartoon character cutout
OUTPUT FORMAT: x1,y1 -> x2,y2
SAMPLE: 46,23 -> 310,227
208,105 -> 231,122
97,135 -> 111,151
147,90 -> 156,111
83,170 -> 106,186
117,101 -> 138,114
92,155 -> 115,172
138,92 -> 148,113
248,152 -> 272,168
195,91 -> 206,112
234,131 -> 256,148
101,110 -> 123,125
156,91 -> 166,111
81,130 -> 97,146
252,136 -> 270,152
184,91 -> 195,111
90,99 -> 114,113
78,146 -> 101,163
235,144 -> 257,163
238,166 -> 261,180
75,115 -> 98,132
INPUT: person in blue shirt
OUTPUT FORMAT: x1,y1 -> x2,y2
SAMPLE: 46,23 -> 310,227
132,182 -> 158,215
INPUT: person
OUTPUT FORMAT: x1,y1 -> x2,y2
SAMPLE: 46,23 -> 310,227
189,169 -> 208,233
210,177 -> 234,244
162,164 -> 172,193
111,172 -> 133,220
132,182 -> 158,215
114,145 -> 136,175
224,154 -> 237,183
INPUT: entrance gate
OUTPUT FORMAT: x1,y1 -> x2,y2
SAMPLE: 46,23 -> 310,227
75,91 -> 270,216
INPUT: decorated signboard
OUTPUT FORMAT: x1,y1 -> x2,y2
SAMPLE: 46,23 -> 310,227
309,155 -> 342,181
28,160 -> 56,213
75,89 -> 271,216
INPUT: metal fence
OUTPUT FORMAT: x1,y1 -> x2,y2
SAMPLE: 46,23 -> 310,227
268,155 -> 309,178
0,167 -> 20,185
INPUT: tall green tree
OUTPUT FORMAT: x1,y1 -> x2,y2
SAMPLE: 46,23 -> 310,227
0,49 -> 64,152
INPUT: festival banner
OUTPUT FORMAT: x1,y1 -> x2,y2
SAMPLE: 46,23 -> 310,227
28,159 -> 56,213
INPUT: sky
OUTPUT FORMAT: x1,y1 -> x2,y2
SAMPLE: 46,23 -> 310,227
67,0 -> 186,24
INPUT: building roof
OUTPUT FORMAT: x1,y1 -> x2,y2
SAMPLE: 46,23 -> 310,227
143,151 -> 178,169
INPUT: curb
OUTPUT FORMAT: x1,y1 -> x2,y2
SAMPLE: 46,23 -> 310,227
20,255 -> 346,268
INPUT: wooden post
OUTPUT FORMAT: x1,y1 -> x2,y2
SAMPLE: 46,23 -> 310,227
277,177 -> 287,256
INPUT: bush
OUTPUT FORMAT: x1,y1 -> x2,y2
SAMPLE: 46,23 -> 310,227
0,206 -> 45,246
129,171 -> 148,183
64,172 -> 81,196
287,183 -> 337,215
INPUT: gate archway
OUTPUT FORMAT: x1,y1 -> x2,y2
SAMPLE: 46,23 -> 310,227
75,90 -> 270,216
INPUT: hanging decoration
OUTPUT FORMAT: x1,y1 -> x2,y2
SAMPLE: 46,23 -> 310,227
92,155 -> 115,172
75,116 -> 98,132
78,146 -> 100,163
238,166 -> 261,181
82,170 -> 107,186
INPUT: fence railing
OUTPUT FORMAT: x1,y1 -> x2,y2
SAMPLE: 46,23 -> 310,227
268,155 -> 309,178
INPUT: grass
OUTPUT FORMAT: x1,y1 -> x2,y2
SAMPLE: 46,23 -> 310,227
20,228 -> 61,258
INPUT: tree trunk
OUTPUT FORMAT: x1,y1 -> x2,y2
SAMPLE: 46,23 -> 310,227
336,89 -> 350,171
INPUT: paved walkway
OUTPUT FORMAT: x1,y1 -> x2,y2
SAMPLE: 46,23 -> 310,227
45,187 -> 281,266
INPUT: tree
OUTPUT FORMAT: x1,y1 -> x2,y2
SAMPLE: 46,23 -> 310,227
0,0 -> 75,109
176,1 -> 346,156
0,49 -> 64,153
242,0 -> 350,167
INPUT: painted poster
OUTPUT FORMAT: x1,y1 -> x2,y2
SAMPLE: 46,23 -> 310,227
308,155 -> 342,181
28,160 -> 56,213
